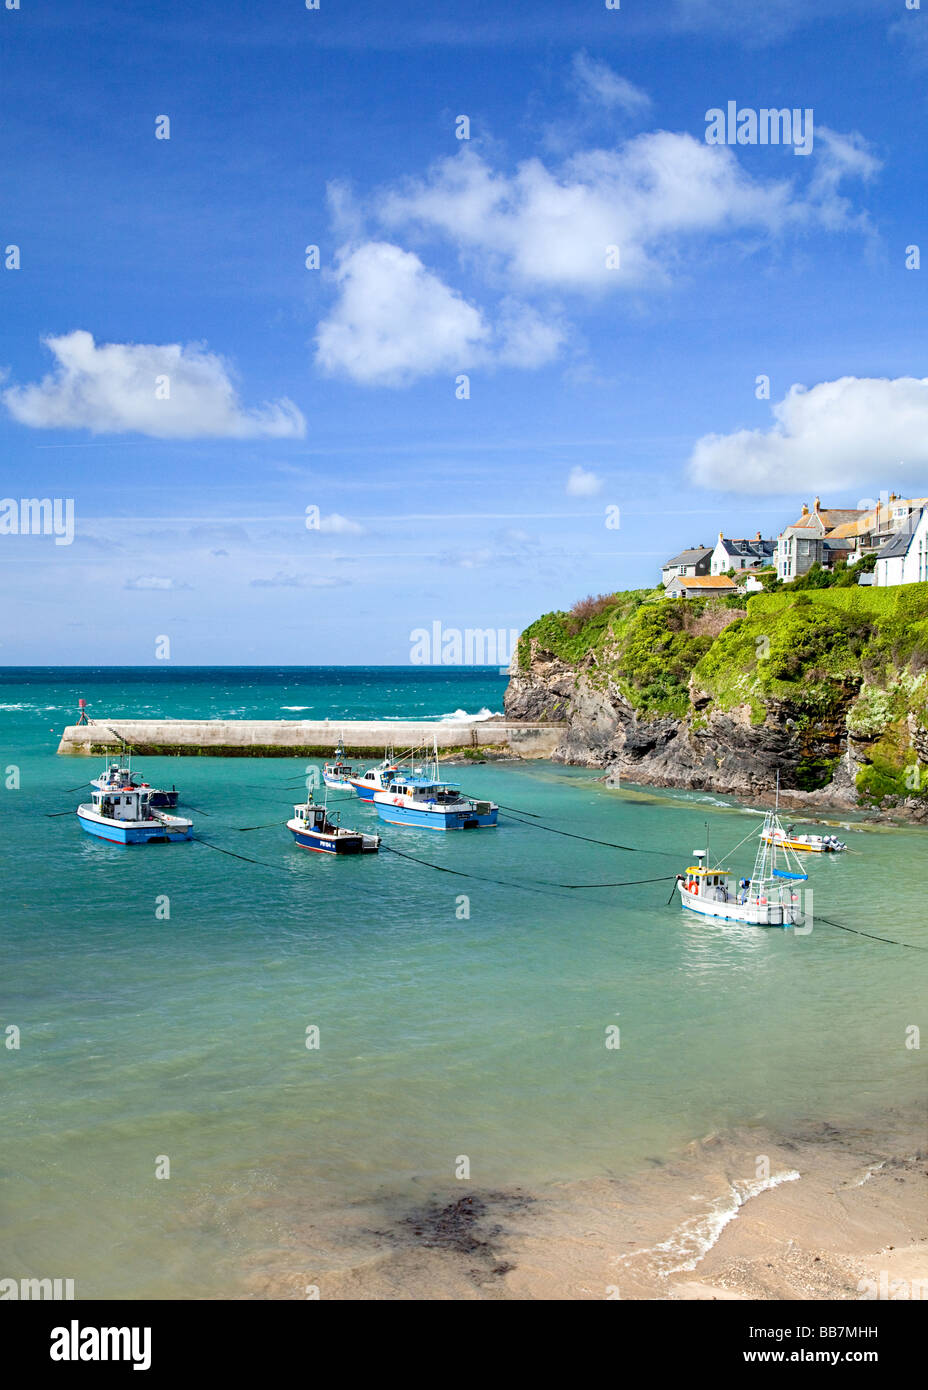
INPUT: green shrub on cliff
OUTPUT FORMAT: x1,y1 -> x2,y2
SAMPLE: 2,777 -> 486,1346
694,585 -> 928,715
518,590 -> 742,718
519,582 -> 928,728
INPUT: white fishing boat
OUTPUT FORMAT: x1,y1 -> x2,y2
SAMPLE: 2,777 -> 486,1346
676,803 -> 809,928
349,749 -> 408,801
322,740 -> 355,793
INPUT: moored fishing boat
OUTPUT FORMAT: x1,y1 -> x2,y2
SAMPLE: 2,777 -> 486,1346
287,802 -> 381,854
761,825 -> 846,853
371,744 -> 498,831
77,787 -> 193,844
322,740 -> 355,793
676,805 -> 808,928
349,751 -> 407,801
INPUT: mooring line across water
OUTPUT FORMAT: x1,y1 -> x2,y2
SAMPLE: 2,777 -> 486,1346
500,810 -> 679,857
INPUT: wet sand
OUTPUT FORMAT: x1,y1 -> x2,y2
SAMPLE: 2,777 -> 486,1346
226,1104 -> 927,1300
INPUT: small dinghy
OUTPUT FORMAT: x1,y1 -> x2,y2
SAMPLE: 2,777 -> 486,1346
761,825 -> 846,853
322,741 -> 355,793
287,802 -> 381,854
77,787 -> 193,844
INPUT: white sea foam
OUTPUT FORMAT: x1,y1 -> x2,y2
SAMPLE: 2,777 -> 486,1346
618,1168 -> 801,1277
280,706 -> 312,711
438,707 -> 501,723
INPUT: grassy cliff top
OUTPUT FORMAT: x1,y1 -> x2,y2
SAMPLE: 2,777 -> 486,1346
518,584 -> 928,722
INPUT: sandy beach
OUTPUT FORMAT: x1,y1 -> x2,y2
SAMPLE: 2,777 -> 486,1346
232,1105 -> 927,1300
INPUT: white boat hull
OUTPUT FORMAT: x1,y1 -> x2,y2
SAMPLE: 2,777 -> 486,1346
677,880 -> 804,928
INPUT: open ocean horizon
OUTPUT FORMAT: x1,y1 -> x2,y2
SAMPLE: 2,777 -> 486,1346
2,666 -> 925,1297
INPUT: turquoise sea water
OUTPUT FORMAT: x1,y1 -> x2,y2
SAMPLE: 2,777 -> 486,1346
1,667 -> 926,1298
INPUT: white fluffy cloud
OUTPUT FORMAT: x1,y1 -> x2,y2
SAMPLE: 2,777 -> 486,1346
566,465 -> 603,497
3,331 -> 306,438
315,242 -> 489,385
379,133 -> 871,291
316,103 -> 876,387
688,376 -> 928,494
315,241 -> 562,384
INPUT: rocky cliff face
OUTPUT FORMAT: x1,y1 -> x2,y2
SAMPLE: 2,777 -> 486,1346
505,640 -> 925,817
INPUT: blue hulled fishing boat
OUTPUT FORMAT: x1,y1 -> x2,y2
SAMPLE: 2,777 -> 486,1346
371,745 -> 498,831
77,787 -> 193,844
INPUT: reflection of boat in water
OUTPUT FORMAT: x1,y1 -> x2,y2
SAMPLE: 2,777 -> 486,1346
761,825 -> 846,853
322,741 -> 355,793
77,787 -> 193,844
287,801 -> 381,854
676,799 -> 808,928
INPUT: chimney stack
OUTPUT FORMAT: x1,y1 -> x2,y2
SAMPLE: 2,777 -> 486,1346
813,496 -> 821,512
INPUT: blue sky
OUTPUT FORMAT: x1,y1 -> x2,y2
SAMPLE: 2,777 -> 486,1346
2,0 -> 928,664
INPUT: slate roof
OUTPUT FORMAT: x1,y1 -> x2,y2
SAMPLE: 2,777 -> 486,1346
662,547 -> 712,569
717,538 -> 775,559
876,506 -> 926,559
877,529 -> 917,560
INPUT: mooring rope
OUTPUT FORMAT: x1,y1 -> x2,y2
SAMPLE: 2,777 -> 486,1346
813,913 -> 928,952
500,810 -> 678,856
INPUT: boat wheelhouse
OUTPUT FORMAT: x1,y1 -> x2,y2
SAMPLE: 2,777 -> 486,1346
90,758 -> 179,808
77,788 -> 193,844
287,802 -> 381,854
676,807 -> 808,928
322,741 -> 355,793
349,754 -> 406,801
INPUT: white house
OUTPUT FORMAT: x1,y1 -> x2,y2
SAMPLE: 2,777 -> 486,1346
875,506 -> 928,586
710,532 -> 775,575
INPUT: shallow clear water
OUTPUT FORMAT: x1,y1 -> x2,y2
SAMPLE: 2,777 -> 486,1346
1,668 -> 925,1297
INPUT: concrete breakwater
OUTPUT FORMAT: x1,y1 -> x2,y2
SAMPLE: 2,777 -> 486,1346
56,719 -> 566,759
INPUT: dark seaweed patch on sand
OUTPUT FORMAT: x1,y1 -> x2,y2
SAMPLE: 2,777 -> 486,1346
369,1189 -> 533,1278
